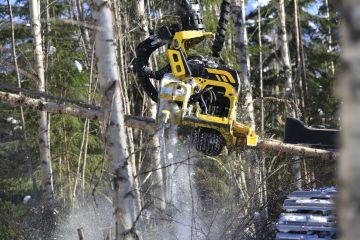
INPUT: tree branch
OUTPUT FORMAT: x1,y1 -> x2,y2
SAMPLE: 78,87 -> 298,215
0,90 -> 103,120
0,90 -> 158,133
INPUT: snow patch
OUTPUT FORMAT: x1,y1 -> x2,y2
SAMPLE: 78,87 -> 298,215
23,195 -> 31,204
74,60 -> 83,73
252,0 -> 271,9
48,46 -> 56,56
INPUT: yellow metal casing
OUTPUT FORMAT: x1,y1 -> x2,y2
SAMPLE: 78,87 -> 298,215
171,31 -> 214,55
167,49 -> 187,79
161,30 -> 258,152
187,76 -> 238,148
233,121 -> 258,147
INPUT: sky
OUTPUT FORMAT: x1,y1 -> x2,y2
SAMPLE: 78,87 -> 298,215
246,0 -> 321,16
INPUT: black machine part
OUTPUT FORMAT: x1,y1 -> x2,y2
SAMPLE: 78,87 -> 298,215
284,118 -> 339,150
212,0 -> 231,58
135,25 -> 180,102
192,128 -> 226,156
135,0 -> 232,102
178,0 -> 205,30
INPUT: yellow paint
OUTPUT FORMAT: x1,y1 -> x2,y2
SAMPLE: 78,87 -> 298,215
160,30 -> 258,150
206,68 -> 236,83
233,121 -> 258,146
221,75 -> 229,83
167,49 -> 186,79
172,31 -> 213,55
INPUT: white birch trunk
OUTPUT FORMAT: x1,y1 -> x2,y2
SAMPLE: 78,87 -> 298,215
92,1 -> 137,239
339,1 -> 360,238
231,0 -> 255,129
324,0 -> 335,75
29,0 -> 54,211
294,0 -> 306,119
7,0 -> 39,204
276,0 -> 294,98
257,1 -> 268,221
137,0 -> 166,211
232,1 -> 264,237
276,0 -> 302,190
113,0 -> 142,215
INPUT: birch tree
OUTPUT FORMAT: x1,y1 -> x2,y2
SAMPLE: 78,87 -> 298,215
324,0 -> 335,76
231,1 -> 266,237
293,0 -> 306,119
136,0 -> 166,211
257,0 -> 268,223
111,1 -> 142,215
339,1 -> 360,238
276,0 -> 294,99
7,0 -> 39,204
92,1 -> 138,239
231,0 -> 255,129
29,0 -> 54,211
276,0 -> 302,190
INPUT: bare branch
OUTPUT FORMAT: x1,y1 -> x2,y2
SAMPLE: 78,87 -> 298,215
0,91 -> 103,120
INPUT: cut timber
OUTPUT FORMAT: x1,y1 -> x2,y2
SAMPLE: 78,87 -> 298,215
0,91 -> 337,160
276,188 -> 337,239
256,139 -> 338,160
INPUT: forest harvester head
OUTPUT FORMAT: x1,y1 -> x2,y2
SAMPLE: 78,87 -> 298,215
135,0 -> 258,156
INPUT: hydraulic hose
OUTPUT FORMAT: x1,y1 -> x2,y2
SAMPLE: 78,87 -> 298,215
135,25 -> 180,102
212,0 -> 231,58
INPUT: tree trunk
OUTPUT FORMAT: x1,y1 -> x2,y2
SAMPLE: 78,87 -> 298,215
231,1 -> 255,129
257,0 -> 268,223
92,1 -> 137,239
113,0 -> 142,215
276,0 -> 302,190
0,90 -> 338,161
76,0 -> 91,51
293,0 -> 306,120
136,0 -> 166,211
232,1 -> 264,238
276,0 -> 294,99
29,0 -> 54,211
339,1 -> 360,238
258,4 -> 264,135
7,0 -> 39,204
324,0 -> 335,75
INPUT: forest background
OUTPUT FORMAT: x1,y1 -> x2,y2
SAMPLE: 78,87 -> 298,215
0,0 -> 340,239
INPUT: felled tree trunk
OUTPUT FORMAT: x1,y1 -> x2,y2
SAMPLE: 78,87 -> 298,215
92,1 -> 137,239
0,90 -> 338,161
29,0 -> 54,212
